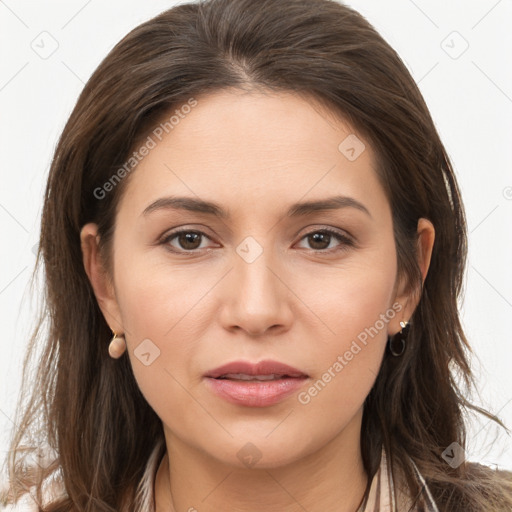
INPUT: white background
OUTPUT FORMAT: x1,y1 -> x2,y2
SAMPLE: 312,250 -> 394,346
1,0 -> 511,472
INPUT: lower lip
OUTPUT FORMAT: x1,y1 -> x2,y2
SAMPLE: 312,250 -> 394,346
204,376 -> 309,407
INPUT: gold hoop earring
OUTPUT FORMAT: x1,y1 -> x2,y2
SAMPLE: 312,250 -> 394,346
108,331 -> 126,359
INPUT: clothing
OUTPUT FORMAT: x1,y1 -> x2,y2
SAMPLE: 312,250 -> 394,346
1,439 -> 439,511
357,447 -> 439,511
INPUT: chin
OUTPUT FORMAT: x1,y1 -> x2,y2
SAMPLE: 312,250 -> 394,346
205,429 -> 319,470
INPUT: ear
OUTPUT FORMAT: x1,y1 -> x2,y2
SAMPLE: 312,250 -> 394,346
416,217 -> 435,284
389,217 -> 435,335
80,223 -> 124,334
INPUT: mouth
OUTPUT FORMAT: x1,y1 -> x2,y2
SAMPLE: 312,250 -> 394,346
214,373 -> 307,381
203,360 -> 309,407
204,359 -> 309,380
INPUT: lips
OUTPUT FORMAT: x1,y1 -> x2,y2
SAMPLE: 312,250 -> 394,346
203,360 -> 309,407
204,359 -> 308,380
218,373 -> 290,381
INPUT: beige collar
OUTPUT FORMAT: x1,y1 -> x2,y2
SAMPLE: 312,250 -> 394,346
358,447 -> 439,512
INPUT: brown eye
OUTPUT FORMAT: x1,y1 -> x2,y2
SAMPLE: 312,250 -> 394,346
297,229 -> 354,253
162,230 -> 212,252
176,232 -> 202,250
307,232 -> 332,250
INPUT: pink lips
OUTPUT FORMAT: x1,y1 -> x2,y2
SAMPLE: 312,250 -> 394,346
203,359 -> 309,407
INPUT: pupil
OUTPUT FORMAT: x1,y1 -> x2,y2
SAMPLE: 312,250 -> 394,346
180,232 -> 200,249
310,232 -> 330,250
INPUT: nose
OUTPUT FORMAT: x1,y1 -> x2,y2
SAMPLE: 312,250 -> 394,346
219,241 -> 293,337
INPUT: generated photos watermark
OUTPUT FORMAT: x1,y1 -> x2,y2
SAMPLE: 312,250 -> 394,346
93,97 -> 198,200
298,301 -> 403,405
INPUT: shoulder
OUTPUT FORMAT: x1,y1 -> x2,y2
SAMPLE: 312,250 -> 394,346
466,461 -> 512,479
466,460 -> 512,498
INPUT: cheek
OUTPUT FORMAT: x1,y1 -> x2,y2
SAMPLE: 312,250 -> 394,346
113,250 -> 232,418
301,282 -> 395,409
295,244 -> 397,406
115,247 -> 214,339
112,252 -> 196,399
335,271 -> 396,350
298,241 -> 397,346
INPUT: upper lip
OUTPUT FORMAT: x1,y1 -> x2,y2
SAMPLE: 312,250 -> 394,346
204,359 -> 308,379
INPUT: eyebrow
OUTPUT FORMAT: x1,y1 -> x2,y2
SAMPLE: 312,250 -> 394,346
141,195 -> 372,219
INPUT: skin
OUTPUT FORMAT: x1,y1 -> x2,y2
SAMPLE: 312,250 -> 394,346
81,89 -> 435,512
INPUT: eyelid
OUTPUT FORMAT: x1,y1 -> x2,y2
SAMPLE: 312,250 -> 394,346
295,224 -> 354,241
294,226 -> 355,254
159,226 -> 218,250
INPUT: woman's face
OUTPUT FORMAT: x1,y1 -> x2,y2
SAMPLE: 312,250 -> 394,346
83,89 -> 431,469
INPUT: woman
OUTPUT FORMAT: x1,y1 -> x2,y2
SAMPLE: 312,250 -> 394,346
1,0 -> 511,510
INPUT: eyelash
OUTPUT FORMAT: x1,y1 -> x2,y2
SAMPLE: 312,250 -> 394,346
160,227 -> 355,255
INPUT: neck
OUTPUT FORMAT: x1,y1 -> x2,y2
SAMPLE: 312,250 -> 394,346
155,409 -> 368,512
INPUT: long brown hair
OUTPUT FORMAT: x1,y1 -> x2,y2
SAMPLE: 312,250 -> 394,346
2,0 -> 511,510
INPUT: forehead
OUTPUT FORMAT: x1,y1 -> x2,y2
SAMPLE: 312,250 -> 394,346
116,89 -> 386,222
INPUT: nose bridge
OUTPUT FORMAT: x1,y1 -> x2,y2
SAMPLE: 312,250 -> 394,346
223,234 -> 291,334
235,234 -> 282,305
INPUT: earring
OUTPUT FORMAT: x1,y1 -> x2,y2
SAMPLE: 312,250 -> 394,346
387,320 -> 410,357
108,330 -> 126,359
